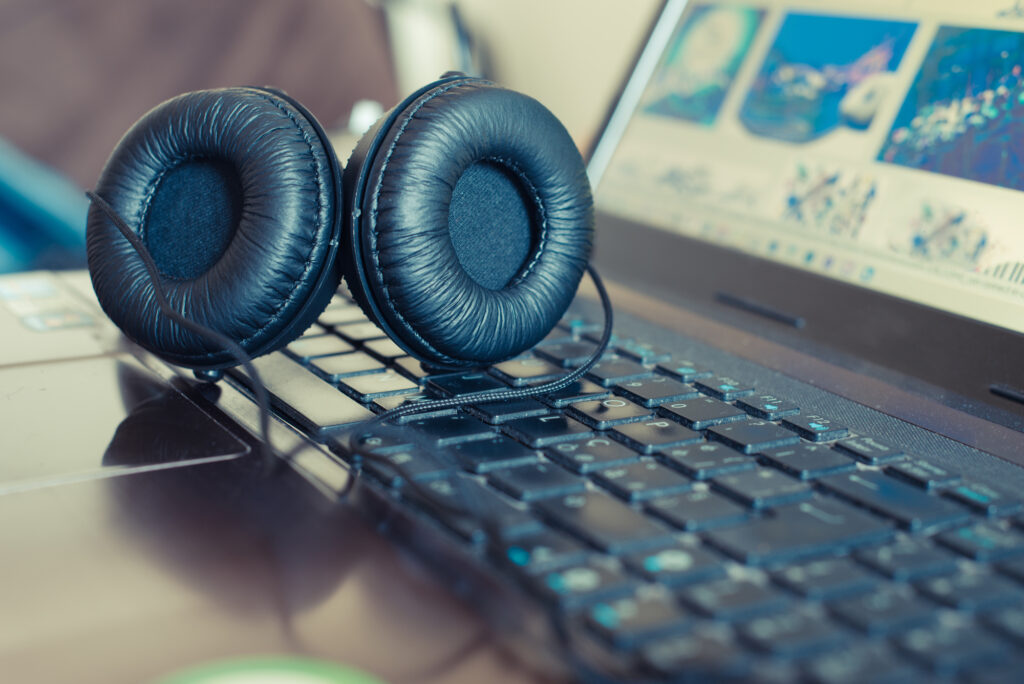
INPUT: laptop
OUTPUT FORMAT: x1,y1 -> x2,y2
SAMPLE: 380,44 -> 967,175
4,0 -> 1024,681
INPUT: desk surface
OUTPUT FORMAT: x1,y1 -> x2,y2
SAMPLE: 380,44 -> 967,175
0,271 -> 555,684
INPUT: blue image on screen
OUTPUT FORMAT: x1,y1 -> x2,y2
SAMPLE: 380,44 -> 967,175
642,5 -> 764,125
739,14 -> 917,143
879,27 -> 1024,192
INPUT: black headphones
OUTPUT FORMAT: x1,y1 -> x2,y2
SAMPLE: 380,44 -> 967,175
86,74 -> 594,373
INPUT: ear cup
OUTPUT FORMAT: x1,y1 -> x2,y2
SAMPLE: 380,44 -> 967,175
86,87 -> 343,369
343,77 -> 593,369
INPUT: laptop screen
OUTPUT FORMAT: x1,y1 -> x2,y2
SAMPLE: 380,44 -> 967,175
592,0 -> 1024,336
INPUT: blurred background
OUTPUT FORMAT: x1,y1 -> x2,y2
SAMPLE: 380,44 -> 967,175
0,0 -> 659,275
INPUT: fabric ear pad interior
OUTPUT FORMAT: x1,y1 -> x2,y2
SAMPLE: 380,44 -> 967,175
86,87 -> 343,369
343,78 -> 593,369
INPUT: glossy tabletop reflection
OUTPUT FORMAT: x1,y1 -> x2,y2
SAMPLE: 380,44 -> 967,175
0,451 -> 552,683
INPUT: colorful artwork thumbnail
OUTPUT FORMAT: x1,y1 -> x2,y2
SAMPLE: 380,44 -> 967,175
740,14 -> 917,143
642,5 -> 764,125
879,27 -> 1024,192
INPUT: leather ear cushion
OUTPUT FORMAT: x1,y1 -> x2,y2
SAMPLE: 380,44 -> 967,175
346,80 -> 593,368
86,88 -> 341,369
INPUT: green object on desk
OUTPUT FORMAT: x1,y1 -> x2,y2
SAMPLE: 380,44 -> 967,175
155,656 -> 387,684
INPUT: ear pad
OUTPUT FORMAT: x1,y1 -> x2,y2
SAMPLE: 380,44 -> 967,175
343,77 -> 593,369
86,87 -> 343,370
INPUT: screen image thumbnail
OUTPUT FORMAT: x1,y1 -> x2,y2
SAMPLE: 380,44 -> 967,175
879,27 -> 1024,192
642,5 -> 764,126
739,14 -> 917,143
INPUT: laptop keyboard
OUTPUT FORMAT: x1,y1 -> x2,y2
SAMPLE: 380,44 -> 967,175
227,289 -> 1024,681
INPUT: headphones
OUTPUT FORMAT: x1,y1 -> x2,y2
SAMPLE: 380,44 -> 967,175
86,74 -> 594,374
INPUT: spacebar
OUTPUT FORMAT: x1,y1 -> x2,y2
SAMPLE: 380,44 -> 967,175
228,353 -> 375,439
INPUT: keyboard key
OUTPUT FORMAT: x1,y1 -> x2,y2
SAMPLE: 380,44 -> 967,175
502,414 -> 595,448
739,610 -> 846,659
641,628 -> 751,681
317,306 -> 365,327
614,376 -> 699,407
286,333 -> 355,361
781,414 -> 849,442
833,436 -> 906,465
488,461 -> 585,501
713,467 -> 812,509
449,436 -> 540,474
402,414 -> 495,446
334,320 -> 386,342
536,378 -> 609,408
410,475 -> 540,542
546,436 -> 640,474
229,353 -> 374,437
615,339 -> 672,364
946,481 -> 1023,517
535,491 -> 674,553
772,559 -> 878,601
537,329 -> 578,346
806,643 -> 924,684
655,359 -> 713,383
567,396 -> 653,430
308,351 -> 386,381
818,471 -> 970,532
657,442 -> 755,480
467,397 -> 549,425
538,330 -> 579,347
916,572 -> 1024,612
829,585 -> 934,636
588,586 -> 693,649
937,521 -> 1024,562
498,527 -> 589,572
534,340 -> 600,367
623,543 -> 726,586
706,498 -> 891,566
359,448 -> 453,487
646,489 -> 748,532
736,394 -> 800,420
706,419 -> 799,454
694,376 -> 755,401
896,623 -> 1006,676
557,314 -> 602,336
759,443 -> 857,479
586,355 -> 653,387
854,538 -> 959,581
885,460 -> 960,490
968,658 -> 1024,684
391,356 -> 434,384
591,460 -> 694,502
427,371 -> 506,397
609,419 -> 701,453
490,357 -> 563,386
658,397 -> 747,430
528,557 -> 638,610
998,555 -> 1024,584
339,369 -> 420,401
361,337 -> 407,360
370,393 -> 455,422
677,578 -> 788,621
341,424 -> 414,455
983,605 -> 1024,644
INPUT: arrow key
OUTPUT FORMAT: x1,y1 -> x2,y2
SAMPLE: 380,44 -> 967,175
782,414 -> 849,442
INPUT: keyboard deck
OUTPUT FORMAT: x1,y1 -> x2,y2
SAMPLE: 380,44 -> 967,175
227,289 -> 1024,682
